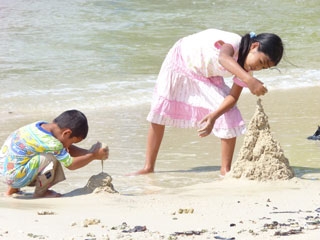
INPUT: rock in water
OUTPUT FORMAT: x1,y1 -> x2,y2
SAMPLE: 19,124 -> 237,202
230,99 -> 294,181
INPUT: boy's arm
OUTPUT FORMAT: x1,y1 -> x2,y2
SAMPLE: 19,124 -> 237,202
68,145 -> 89,157
66,144 -> 109,170
68,144 -> 89,157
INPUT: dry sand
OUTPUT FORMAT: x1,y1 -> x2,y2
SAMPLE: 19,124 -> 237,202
0,176 -> 319,240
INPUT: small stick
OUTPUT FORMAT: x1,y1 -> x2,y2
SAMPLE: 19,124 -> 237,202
101,159 -> 104,173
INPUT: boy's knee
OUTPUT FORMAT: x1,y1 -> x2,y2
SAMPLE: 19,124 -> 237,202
34,154 -> 66,195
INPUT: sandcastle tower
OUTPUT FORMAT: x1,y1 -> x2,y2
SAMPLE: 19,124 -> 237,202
230,99 -> 294,181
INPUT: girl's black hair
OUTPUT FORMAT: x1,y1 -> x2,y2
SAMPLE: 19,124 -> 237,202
237,33 -> 284,68
53,109 -> 88,139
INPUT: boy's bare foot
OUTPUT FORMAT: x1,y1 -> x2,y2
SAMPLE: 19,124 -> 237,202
33,189 -> 62,198
5,187 -> 21,196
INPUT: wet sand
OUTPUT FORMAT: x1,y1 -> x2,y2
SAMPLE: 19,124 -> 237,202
0,86 -> 320,239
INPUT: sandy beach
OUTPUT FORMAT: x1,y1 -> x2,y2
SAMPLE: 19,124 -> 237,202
0,177 -> 319,240
1,0 -> 319,239
1,87 -> 320,240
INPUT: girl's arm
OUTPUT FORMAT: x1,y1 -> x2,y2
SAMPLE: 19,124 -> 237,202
198,83 -> 242,137
218,43 -> 267,96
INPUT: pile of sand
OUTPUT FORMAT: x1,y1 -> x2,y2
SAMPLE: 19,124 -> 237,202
230,99 -> 294,181
65,172 -> 118,196
84,172 -> 118,194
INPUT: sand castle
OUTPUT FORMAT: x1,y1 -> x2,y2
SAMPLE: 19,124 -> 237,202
84,172 -> 118,194
230,99 -> 294,181
65,172 -> 118,196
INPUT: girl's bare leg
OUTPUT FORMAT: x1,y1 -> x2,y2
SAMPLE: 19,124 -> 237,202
135,123 -> 165,175
220,137 -> 236,176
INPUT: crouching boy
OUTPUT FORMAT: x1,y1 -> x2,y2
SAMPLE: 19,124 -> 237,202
0,109 -> 109,198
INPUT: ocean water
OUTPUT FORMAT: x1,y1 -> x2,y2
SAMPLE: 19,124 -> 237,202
1,0 -> 319,113
0,0 -> 319,195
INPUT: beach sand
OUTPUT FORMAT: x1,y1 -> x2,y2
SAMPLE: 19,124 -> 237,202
0,177 -> 319,240
0,87 -> 320,239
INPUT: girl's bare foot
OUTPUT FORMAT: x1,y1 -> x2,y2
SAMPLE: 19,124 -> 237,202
127,168 -> 154,176
220,166 -> 231,176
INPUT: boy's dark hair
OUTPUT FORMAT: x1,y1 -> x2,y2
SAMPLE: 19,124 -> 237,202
53,110 -> 88,139
237,33 -> 284,69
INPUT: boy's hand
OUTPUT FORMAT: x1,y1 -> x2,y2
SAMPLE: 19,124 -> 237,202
89,142 -> 109,160
89,141 -> 101,153
100,145 -> 109,160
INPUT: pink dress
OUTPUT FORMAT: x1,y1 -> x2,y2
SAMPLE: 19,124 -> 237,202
147,29 -> 248,139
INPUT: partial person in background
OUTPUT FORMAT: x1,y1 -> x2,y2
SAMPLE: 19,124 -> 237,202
135,28 -> 284,176
0,110 -> 109,198
307,126 -> 320,140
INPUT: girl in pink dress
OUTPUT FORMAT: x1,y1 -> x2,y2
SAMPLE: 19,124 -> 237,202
136,29 -> 284,176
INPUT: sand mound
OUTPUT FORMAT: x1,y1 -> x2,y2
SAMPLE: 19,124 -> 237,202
65,172 -> 118,196
230,99 -> 294,181
85,172 -> 118,194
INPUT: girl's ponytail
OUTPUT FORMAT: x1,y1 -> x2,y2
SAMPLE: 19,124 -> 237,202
238,32 -> 284,68
237,33 -> 252,68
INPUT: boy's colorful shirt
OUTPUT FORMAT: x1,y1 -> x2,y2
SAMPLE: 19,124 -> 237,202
0,121 -> 72,188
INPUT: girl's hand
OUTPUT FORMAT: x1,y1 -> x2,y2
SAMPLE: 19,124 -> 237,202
246,77 -> 268,96
198,114 -> 216,137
